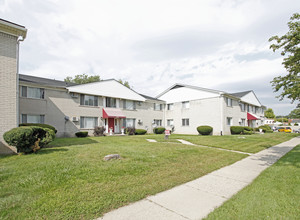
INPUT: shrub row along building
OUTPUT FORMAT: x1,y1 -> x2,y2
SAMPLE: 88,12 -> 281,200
0,18 -> 266,153
19,74 -> 266,137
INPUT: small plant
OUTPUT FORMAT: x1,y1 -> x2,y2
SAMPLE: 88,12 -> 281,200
243,130 -> 253,135
258,125 -> 272,133
135,129 -> 147,135
94,126 -> 106,136
126,127 -> 136,135
75,131 -> 88,137
294,123 -> 298,126
153,127 -> 165,134
197,126 -> 213,135
19,123 -> 57,133
243,126 -> 253,131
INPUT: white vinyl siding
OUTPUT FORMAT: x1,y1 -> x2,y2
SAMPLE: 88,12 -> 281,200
80,117 -> 98,129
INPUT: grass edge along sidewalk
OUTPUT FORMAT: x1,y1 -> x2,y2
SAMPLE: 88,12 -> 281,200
205,143 -> 300,220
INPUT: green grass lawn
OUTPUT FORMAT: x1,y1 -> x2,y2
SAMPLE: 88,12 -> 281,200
205,144 -> 300,220
147,133 -> 299,153
0,136 -> 246,220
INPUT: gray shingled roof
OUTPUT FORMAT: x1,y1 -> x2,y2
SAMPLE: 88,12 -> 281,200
19,74 -> 77,88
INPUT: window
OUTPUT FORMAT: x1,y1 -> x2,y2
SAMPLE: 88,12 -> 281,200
182,101 -> 190,109
241,118 -> 246,126
182,118 -> 189,126
21,114 -> 45,124
154,119 -> 162,126
167,119 -> 174,126
80,117 -> 98,129
123,118 -> 136,127
80,94 -> 98,106
21,86 -> 44,99
227,117 -> 232,126
255,107 -> 259,114
106,97 -> 117,108
154,103 -> 162,111
226,97 -> 232,107
239,103 -> 245,112
167,103 -> 174,110
123,100 -> 136,110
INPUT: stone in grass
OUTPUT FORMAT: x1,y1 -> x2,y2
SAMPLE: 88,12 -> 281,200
104,154 -> 121,161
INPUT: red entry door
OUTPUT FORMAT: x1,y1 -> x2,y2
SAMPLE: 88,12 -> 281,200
108,118 -> 114,132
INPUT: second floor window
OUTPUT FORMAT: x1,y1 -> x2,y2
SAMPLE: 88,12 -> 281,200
226,97 -> 232,107
167,103 -> 174,110
123,100 -> 136,110
182,101 -> 190,109
80,94 -> 98,106
154,103 -> 162,111
106,97 -> 117,108
239,102 -> 245,112
21,86 -> 44,99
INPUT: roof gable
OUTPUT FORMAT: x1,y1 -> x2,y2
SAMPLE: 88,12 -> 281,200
67,79 -> 146,101
238,91 -> 262,106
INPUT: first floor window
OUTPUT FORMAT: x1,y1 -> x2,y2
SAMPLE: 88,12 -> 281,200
241,118 -> 246,126
182,118 -> 189,126
167,119 -> 174,126
227,117 -> 232,126
123,118 -> 136,127
21,114 -> 45,124
80,117 -> 98,129
154,119 -> 162,126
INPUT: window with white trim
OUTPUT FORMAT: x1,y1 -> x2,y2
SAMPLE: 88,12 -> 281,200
154,103 -> 162,111
21,114 -> 45,124
80,117 -> 98,129
21,86 -> 44,99
226,97 -> 232,107
123,118 -> 136,127
182,101 -> 190,109
123,100 -> 136,110
227,117 -> 232,126
241,118 -> 246,126
167,103 -> 174,110
182,118 -> 189,126
154,119 -> 162,126
239,102 -> 245,112
80,94 -> 98,107
105,97 -> 116,108
167,119 -> 174,126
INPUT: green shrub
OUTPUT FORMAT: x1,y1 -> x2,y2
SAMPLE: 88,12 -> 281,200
243,126 -> 253,131
265,130 -> 274,133
230,126 -> 245,135
294,123 -> 298,126
254,128 -> 259,132
153,127 -> 165,134
258,125 -> 272,133
19,123 -> 57,133
126,127 -> 136,135
243,130 -> 253,135
3,126 -> 53,153
75,131 -> 88,137
135,129 -> 147,135
197,126 -> 213,135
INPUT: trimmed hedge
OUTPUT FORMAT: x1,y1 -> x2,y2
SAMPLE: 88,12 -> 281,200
135,129 -> 147,135
3,126 -> 54,153
197,126 -> 213,135
19,123 -> 57,133
153,127 -> 165,134
230,126 -> 254,135
75,131 -> 88,137
258,125 -> 272,133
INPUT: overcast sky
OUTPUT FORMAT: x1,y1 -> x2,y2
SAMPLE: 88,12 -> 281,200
1,0 -> 299,115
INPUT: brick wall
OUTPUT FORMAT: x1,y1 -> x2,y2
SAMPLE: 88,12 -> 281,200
0,32 -> 18,154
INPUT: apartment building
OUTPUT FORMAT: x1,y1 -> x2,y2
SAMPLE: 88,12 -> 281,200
19,74 -> 165,137
157,84 -> 265,135
0,19 -> 27,154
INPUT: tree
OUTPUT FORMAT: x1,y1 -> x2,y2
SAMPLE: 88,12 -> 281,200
264,108 -> 276,119
269,13 -> 300,104
288,108 -> 300,118
64,74 -> 100,84
118,79 -> 131,88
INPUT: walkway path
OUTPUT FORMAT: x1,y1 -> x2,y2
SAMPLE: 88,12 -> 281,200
98,137 -> 300,220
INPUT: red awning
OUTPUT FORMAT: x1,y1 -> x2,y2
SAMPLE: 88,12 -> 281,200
102,108 -> 126,118
247,112 -> 258,120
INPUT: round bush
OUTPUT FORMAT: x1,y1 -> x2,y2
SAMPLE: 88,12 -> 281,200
230,126 -> 244,135
19,123 -> 57,133
197,126 -> 213,135
258,125 -> 272,133
135,129 -> 147,135
75,131 -> 88,137
153,127 -> 165,134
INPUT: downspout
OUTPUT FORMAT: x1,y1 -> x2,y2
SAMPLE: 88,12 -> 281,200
220,93 -> 224,135
16,36 -> 25,126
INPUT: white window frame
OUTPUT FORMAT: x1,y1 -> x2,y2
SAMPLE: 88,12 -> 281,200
80,117 -> 98,129
154,119 -> 162,126
226,97 -> 232,107
182,101 -> 190,109
167,103 -> 174,110
167,119 -> 174,126
105,97 -> 117,108
182,118 -> 189,126
227,117 -> 232,126
124,100 -> 135,110
154,103 -> 162,111
21,114 -> 45,124
21,86 -> 44,99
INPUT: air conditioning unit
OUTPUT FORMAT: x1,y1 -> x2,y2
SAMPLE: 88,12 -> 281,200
70,92 -> 78,98
72,116 -> 79,122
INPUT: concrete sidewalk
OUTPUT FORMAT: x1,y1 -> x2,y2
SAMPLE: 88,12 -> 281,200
98,137 -> 300,220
